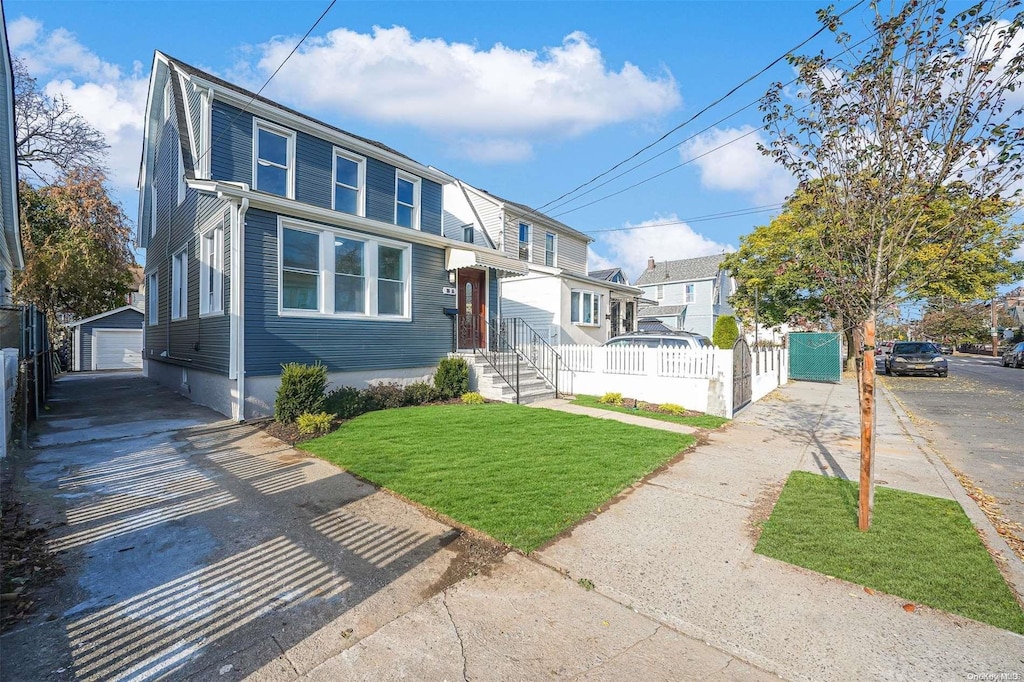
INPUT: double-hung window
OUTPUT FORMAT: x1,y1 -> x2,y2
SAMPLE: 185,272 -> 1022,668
199,222 -> 224,315
281,228 -> 321,311
333,149 -> 365,215
171,250 -> 188,320
545,232 -> 556,267
684,283 -> 696,304
395,172 -> 420,229
280,221 -> 411,319
254,120 -> 295,198
148,274 -> 159,325
570,290 -> 601,326
656,284 -> 664,302
518,222 -> 530,260
463,225 -> 474,244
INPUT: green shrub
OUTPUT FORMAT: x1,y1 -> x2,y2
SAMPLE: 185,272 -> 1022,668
363,382 -> 405,411
403,381 -> 439,406
460,391 -> 485,404
296,411 -> 333,437
275,362 -> 327,423
713,315 -> 740,349
434,357 -> 469,399
660,403 -> 685,415
324,386 -> 366,419
598,392 -> 624,406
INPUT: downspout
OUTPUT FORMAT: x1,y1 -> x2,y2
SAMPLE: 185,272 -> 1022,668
235,195 -> 249,421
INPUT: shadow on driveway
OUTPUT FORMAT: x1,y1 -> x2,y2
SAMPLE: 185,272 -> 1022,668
1,372 -> 463,681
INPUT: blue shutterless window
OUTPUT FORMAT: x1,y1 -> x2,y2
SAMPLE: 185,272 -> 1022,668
333,150 -> 365,216
395,173 -> 420,229
255,121 -> 294,197
334,236 -> 365,313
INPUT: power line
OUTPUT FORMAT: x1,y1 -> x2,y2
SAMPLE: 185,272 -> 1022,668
193,0 -> 338,171
586,204 -> 785,234
532,0 -> 869,215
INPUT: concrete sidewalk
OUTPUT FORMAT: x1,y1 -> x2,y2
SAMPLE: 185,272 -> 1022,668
307,379 -> 1024,681
529,398 -> 698,434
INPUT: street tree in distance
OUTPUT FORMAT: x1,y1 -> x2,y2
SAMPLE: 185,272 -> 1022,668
759,0 -> 1024,529
15,169 -> 137,324
918,302 -> 990,344
13,57 -> 107,183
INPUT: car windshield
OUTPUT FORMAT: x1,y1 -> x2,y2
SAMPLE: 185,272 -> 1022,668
893,342 -> 937,354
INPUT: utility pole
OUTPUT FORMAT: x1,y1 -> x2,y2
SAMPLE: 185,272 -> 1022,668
991,297 -> 999,358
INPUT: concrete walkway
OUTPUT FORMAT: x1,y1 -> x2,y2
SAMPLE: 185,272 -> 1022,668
311,379 -> 1024,681
529,398 -> 698,434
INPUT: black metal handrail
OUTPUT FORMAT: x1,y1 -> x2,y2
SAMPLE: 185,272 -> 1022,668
496,317 -> 565,397
456,314 -> 520,403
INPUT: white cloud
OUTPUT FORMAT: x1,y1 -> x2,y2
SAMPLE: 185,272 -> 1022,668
679,126 -> 795,205
238,26 -> 680,160
590,214 -> 733,281
9,17 -> 149,190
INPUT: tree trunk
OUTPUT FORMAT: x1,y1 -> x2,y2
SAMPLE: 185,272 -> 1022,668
852,325 -> 863,397
858,314 -> 877,531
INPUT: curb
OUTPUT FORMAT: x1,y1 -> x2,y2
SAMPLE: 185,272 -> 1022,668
878,382 -> 1024,599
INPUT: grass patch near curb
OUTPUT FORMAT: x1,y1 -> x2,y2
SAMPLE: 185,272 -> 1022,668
571,394 -> 729,429
301,403 -> 693,552
756,471 -> 1024,634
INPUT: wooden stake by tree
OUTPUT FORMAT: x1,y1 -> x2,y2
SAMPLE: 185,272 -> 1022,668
760,0 -> 1024,529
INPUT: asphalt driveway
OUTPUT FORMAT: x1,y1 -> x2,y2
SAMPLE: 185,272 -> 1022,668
2,372 -> 460,681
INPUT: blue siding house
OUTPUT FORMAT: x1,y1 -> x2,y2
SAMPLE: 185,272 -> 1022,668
635,254 -> 736,340
137,53 -> 525,419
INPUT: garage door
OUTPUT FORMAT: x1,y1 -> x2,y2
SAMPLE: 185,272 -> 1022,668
93,329 -> 143,370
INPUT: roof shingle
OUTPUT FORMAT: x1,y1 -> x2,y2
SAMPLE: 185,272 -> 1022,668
635,253 -> 728,286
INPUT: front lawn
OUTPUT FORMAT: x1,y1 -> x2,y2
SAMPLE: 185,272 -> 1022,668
571,394 -> 729,429
756,471 -> 1024,633
301,403 -> 693,552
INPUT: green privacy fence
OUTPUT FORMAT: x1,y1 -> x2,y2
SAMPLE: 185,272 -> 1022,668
788,332 -> 842,383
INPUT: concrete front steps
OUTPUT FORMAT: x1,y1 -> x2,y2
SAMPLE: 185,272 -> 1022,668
460,353 -> 556,404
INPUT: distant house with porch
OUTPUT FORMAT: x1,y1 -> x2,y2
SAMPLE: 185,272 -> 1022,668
635,254 -> 735,339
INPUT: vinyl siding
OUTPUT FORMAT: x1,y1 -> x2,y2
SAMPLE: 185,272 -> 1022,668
503,210 -> 589,275
80,309 -> 144,371
243,208 -> 451,376
639,278 -> 719,337
145,100 -> 233,376
500,275 -> 561,344
464,189 -> 504,250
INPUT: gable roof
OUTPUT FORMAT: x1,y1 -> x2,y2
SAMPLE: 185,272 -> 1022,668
589,268 -> 626,283
635,254 -> 729,286
66,304 -> 144,328
464,184 -> 593,244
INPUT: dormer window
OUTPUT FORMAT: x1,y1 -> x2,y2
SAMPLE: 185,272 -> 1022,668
254,120 -> 295,198
395,172 -> 420,229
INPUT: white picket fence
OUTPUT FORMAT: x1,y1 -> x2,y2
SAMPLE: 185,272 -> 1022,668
554,344 -> 787,418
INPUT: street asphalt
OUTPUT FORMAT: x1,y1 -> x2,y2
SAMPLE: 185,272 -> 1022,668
878,353 -> 1024,534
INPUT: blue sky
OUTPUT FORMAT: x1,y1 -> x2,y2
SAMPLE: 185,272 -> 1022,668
5,0 -> 1021,286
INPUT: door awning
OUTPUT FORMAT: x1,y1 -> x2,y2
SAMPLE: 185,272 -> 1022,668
445,248 -> 529,277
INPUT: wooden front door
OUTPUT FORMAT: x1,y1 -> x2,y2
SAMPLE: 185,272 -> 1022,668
457,269 -> 486,349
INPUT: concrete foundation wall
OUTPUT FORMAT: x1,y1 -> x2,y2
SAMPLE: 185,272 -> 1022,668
243,366 -> 436,420
146,359 -> 236,419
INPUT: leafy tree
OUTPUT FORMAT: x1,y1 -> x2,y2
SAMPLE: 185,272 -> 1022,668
759,0 -> 1024,529
918,302 -> 989,343
13,57 -> 107,182
14,169 -> 137,322
712,314 -> 740,348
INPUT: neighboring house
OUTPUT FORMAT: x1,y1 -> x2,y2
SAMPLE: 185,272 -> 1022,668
68,305 -> 144,371
0,7 -> 22,308
442,180 -> 642,344
635,254 -> 735,339
138,53 -> 524,420
588,268 -> 629,286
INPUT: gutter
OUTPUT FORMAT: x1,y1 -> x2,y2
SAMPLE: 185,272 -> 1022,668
221,182 -> 250,422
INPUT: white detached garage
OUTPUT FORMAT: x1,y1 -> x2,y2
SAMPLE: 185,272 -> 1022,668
68,305 -> 144,371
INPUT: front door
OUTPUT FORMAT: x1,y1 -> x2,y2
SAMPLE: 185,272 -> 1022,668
457,269 -> 486,349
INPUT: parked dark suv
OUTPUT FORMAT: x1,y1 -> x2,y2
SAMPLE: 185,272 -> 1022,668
1002,341 -> 1024,368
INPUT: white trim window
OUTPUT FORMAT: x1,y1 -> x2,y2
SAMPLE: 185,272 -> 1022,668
545,232 -> 556,267
333,149 -> 365,216
279,220 -> 412,320
684,283 -> 696,304
518,222 -> 530,261
395,172 -> 421,229
656,284 -> 664,302
253,119 -> 295,198
570,290 -> 602,326
150,179 -> 158,237
171,250 -> 188,320
199,224 -> 224,315
148,273 -> 159,325
463,225 -> 474,244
